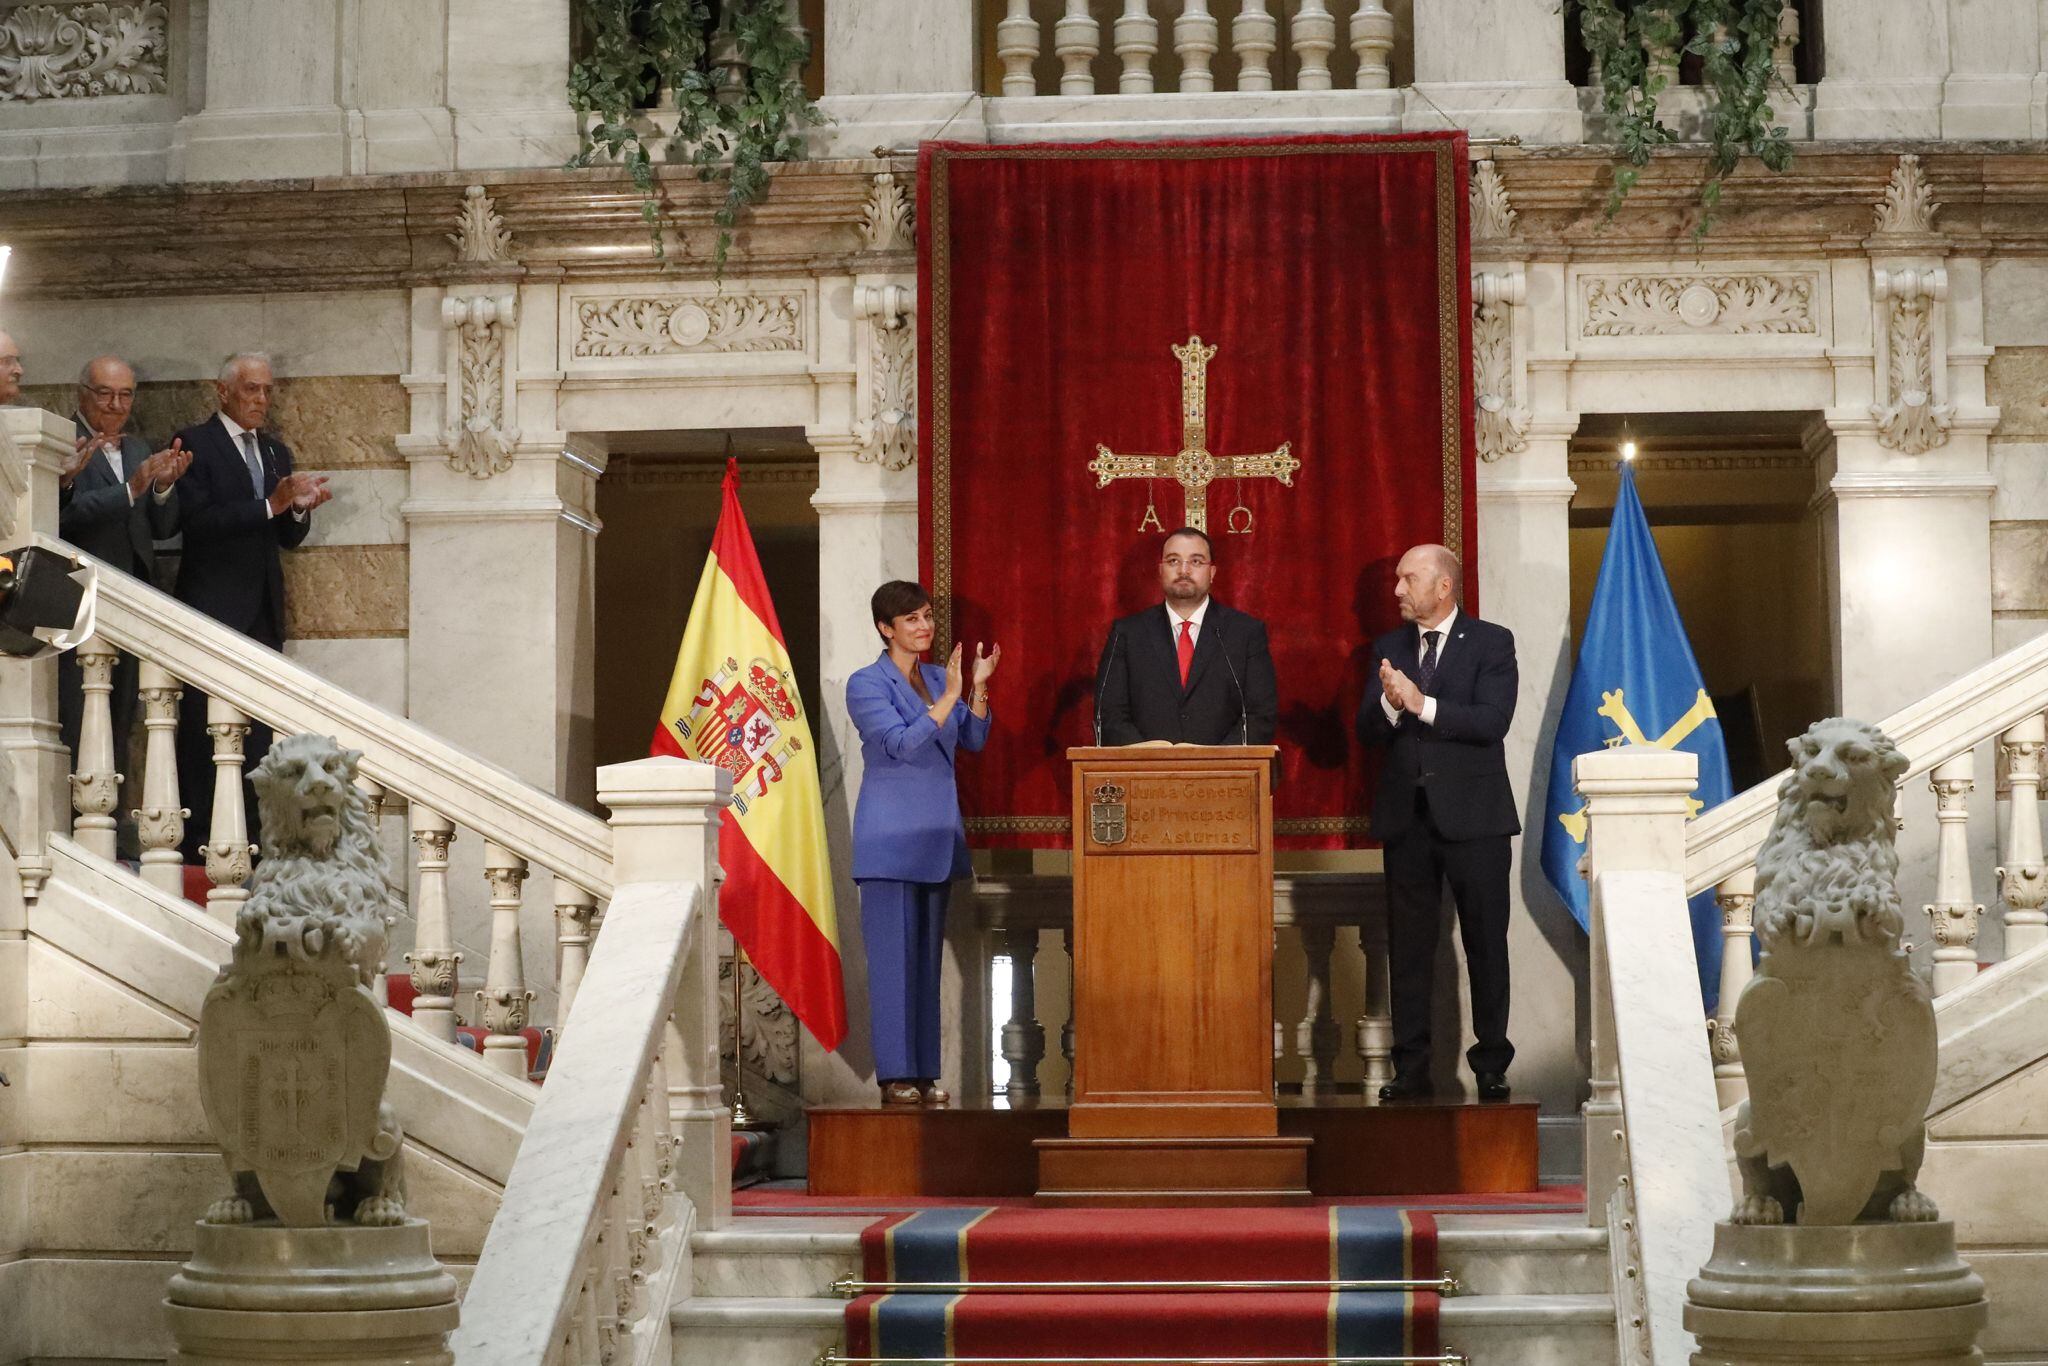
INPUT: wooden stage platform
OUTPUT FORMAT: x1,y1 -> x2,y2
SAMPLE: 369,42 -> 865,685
807,1097 -> 1540,1199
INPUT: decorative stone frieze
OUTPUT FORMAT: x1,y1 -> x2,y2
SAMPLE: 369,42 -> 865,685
572,293 -> 804,358
447,184 -> 516,265
1469,159 -> 1518,246
1581,273 -> 1818,337
0,1 -> 168,102
440,291 -> 518,478
1870,268 -> 1952,456
1869,153 -> 1941,245
859,170 -> 913,253
1472,269 -> 1528,462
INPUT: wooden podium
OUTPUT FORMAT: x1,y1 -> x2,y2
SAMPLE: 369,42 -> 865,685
1035,746 -> 1312,1204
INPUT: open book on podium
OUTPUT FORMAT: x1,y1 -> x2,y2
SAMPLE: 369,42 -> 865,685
1035,745 -> 1312,1205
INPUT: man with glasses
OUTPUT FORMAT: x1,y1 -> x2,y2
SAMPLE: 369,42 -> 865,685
1093,526 -> 1277,747
57,355 -> 190,786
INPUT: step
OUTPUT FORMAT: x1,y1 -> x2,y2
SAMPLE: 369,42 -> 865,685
1438,1212 -> 1611,1296
691,1217 -> 865,1298
670,1293 -> 1617,1366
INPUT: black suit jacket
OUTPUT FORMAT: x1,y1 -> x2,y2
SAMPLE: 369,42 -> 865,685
60,416 -> 178,576
1357,613 -> 1520,842
1096,600 -> 1278,746
172,413 -> 311,645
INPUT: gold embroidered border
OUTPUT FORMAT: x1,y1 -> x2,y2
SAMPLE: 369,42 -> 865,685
928,138 -> 1466,841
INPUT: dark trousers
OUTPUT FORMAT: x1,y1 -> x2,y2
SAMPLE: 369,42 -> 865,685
175,620 -> 282,863
1382,791 -> 1514,1081
858,878 -> 950,1084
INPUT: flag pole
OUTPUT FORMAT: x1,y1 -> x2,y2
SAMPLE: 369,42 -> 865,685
729,943 -> 770,1131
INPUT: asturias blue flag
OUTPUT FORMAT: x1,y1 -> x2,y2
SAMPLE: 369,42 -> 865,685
1540,462 -> 1734,1008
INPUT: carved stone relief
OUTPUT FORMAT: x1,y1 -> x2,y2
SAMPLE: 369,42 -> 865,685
0,1 -> 168,102
448,185 -> 516,265
1581,273 -> 1818,337
572,294 -> 804,358
1870,268 -> 1952,456
854,283 -> 916,471
1870,153 -> 1940,243
719,957 -> 799,1085
1471,270 -> 1528,462
1468,159 -> 1518,246
441,292 -> 517,478
860,170 -> 913,253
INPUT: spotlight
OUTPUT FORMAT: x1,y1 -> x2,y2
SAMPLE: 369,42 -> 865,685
0,546 -> 97,658
1619,419 -> 1638,463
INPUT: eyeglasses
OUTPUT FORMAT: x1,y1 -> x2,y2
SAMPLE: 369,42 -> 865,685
83,385 -> 135,403
1161,555 -> 1211,570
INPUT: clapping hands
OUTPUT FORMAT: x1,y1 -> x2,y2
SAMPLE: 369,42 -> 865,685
972,641 -> 1001,686
1379,658 -> 1424,716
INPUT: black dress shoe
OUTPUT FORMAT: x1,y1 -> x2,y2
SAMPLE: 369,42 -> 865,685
1475,1071 -> 1511,1102
1377,1075 -> 1432,1102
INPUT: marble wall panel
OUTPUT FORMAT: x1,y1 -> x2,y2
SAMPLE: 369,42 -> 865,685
20,1256 -> 178,1360
302,467 -> 409,546
1992,523 -> 2048,612
282,544 -> 408,640
1988,346 -> 2048,436
0,1260 -> 20,1362
401,1146 -> 499,1258
19,1045 -> 207,1145
1962,1248 -> 2048,1356
6,291 -> 410,383
23,1148 -> 216,1255
283,637 -> 407,714
18,374 -> 409,470
1985,260 -> 2048,347
1990,440 -> 2048,522
1922,1139 -> 2048,1246
0,1152 -> 21,1258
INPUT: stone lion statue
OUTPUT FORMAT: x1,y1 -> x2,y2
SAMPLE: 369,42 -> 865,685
1732,717 -> 1940,1227
197,734 -> 409,1227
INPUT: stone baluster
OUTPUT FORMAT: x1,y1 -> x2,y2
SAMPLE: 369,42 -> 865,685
1113,0 -> 1159,92
1061,926 -> 1076,1099
354,773 -> 395,1008
556,880 -> 600,1030
405,805 -> 461,1043
68,635 -> 120,859
1999,714 -> 2048,958
1053,0 -> 1100,95
1291,0 -> 1337,91
1641,3 -> 1680,91
1771,2 -> 1800,86
1295,921 -> 1340,1093
1000,926 -> 1045,1101
1231,0 -> 1278,91
477,841 -> 535,1079
1174,1 -> 1220,94
1926,752 -> 1983,995
1709,865 -> 1756,1110
1349,0 -> 1395,89
996,0 -> 1041,97
132,661 -> 186,896
199,698 -> 256,923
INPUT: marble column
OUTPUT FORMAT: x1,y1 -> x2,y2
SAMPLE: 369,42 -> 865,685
343,0 -> 457,173
445,0 -> 580,169
400,282 -> 602,1032
1408,0 -> 1579,143
1812,0 -> 1948,139
178,0 -> 350,180
815,0 -> 984,156
1940,0 -> 2041,137
804,430 -> 920,1108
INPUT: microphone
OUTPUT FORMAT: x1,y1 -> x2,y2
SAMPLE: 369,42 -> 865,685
1220,633 -> 1249,747
1093,625 -> 1123,746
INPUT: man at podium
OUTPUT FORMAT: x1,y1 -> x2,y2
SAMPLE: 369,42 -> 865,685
1093,527 -> 1278,746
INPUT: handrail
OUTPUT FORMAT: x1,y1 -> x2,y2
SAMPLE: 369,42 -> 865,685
451,879 -> 699,1366
43,532 -> 616,898
1684,628 -> 2048,896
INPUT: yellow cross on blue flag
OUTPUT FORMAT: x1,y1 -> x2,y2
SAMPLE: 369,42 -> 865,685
1540,461 -> 1734,1008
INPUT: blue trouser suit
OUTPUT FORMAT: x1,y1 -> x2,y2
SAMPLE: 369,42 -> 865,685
858,878 -> 950,1082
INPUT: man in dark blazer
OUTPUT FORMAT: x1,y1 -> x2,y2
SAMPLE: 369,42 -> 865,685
172,352 -> 331,858
1095,527 -> 1278,747
58,355 -> 190,770
1357,543 -> 1519,1103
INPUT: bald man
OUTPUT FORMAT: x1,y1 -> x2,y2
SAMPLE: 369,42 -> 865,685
1357,544 -> 1520,1103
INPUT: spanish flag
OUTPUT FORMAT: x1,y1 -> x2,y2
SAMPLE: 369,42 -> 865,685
651,460 -> 846,1049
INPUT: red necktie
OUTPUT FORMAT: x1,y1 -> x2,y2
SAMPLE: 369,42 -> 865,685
1177,619 -> 1195,688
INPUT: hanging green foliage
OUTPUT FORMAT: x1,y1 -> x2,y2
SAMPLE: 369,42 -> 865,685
1571,0 -> 1796,233
568,0 -> 823,270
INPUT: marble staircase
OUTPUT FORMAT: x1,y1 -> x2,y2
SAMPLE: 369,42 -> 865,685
671,1211 -> 1617,1366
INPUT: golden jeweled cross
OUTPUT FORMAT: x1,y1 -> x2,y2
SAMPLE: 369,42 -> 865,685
1087,335 -> 1301,534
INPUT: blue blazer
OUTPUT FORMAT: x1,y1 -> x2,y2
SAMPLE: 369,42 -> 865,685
848,652 -> 992,883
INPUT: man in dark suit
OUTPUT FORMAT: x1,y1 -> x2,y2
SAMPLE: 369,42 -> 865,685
172,352 -> 331,857
1095,527 -> 1277,746
57,355 -> 190,770
1357,543 -> 1519,1103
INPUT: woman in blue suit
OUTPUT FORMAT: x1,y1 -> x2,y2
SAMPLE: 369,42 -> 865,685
848,580 -> 998,1107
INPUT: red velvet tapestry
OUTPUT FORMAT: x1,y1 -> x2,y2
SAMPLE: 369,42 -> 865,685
918,134 -> 1476,849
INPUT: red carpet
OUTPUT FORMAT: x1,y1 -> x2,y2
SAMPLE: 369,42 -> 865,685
845,1206 -> 1440,1361
735,1183 -> 1583,1215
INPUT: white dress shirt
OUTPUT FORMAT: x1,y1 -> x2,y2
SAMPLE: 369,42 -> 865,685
219,411 -> 305,520
1165,595 -> 1212,649
1381,605 -> 1459,728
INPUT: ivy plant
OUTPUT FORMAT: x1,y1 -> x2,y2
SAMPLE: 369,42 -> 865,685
1571,0 -> 1795,233
569,0 -> 823,270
